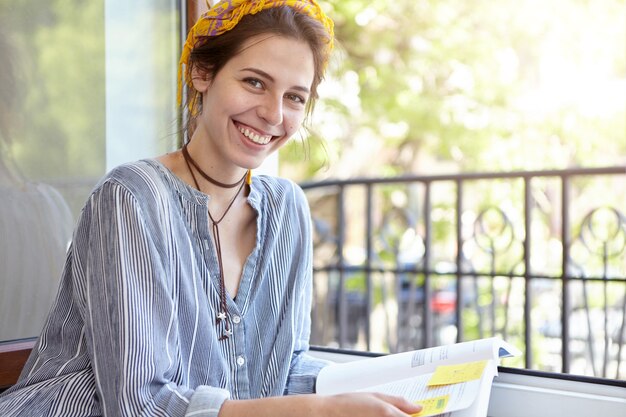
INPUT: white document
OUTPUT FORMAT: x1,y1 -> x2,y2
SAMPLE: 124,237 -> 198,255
316,337 -> 520,417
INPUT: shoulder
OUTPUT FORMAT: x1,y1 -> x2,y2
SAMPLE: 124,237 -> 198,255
252,175 -> 311,224
85,159 -> 188,218
99,160 -> 170,196
253,175 -> 307,205
91,159 -> 195,203
74,160 -> 192,243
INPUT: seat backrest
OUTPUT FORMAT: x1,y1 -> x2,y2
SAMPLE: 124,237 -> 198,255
0,338 -> 36,393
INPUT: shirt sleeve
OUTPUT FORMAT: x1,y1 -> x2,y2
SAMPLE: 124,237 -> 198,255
74,178 -> 228,417
283,184 -> 332,395
186,387 -> 230,417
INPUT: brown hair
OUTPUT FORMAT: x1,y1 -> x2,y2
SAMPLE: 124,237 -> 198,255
184,6 -> 331,141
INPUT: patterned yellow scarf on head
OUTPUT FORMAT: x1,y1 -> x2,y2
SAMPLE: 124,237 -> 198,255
178,0 -> 335,112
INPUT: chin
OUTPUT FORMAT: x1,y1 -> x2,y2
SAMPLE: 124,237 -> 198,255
239,153 -> 275,171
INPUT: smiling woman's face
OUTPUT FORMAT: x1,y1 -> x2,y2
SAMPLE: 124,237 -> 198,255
190,34 -> 315,172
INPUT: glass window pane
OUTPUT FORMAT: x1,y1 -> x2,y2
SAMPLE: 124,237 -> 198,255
0,0 -> 179,341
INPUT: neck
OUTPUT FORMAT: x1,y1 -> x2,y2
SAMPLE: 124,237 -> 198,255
180,147 -> 250,206
182,141 -> 248,192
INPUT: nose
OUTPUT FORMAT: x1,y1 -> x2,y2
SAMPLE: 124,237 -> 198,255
258,95 -> 283,126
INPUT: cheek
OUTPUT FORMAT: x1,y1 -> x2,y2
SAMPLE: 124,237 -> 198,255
285,112 -> 306,136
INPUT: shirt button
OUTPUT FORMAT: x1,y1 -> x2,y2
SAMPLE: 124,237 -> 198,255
232,315 -> 241,324
236,356 -> 245,366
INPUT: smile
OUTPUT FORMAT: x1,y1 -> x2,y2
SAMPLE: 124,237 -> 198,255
238,126 -> 273,145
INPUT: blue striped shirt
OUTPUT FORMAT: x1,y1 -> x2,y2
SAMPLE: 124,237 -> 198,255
0,159 -> 328,417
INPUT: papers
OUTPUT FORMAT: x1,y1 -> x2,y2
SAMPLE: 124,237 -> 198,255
428,360 -> 489,386
316,337 -> 521,417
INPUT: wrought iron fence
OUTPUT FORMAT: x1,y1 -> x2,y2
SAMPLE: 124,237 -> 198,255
301,166 -> 626,379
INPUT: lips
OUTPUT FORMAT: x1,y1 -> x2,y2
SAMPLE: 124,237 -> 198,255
237,124 -> 273,145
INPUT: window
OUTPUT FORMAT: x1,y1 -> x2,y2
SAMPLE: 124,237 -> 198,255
0,0 -> 180,341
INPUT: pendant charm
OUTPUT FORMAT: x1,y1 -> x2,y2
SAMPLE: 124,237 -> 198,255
217,311 -> 227,321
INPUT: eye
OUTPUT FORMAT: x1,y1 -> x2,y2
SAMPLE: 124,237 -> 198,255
285,92 -> 307,105
244,77 -> 264,89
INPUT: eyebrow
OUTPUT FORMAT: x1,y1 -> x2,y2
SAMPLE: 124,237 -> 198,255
241,67 -> 311,94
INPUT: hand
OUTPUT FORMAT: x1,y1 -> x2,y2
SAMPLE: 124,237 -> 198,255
319,392 -> 423,417
218,392 -> 423,417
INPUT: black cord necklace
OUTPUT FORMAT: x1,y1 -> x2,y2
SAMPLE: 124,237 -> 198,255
181,144 -> 248,340
182,144 -> 245,188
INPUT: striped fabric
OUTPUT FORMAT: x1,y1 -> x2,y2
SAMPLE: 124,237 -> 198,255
0,159 -> 328,417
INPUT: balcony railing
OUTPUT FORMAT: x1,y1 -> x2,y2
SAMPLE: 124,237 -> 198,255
301,166 -> 626,379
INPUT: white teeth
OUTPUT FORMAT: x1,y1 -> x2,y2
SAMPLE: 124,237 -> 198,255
239,126 -> 272,145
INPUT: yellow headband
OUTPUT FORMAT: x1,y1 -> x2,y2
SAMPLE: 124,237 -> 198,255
178,0 -> 335,110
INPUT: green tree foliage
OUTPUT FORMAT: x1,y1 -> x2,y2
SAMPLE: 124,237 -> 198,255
1,0 -> 105,179
280,0 -> 626,181
4,0 -> 623,183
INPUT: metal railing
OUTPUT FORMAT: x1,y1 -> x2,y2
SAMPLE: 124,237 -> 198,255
301,166 -> 626,379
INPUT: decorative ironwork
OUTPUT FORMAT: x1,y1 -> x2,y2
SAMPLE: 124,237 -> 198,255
569,207 -> 626,378
303,166 -> 626,379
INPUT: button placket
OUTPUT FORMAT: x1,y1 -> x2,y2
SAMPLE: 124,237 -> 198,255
236,355 -> 245,366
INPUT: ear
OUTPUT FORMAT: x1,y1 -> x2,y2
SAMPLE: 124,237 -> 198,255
190,65 -> 211,93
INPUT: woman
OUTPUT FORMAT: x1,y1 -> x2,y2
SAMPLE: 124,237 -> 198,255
0,1 -> 422,416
